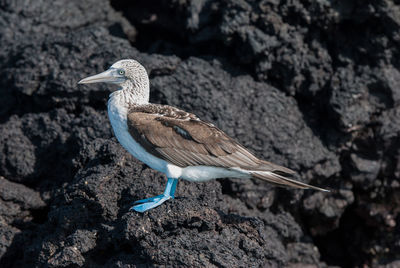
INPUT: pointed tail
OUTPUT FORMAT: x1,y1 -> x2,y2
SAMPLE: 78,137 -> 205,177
250,170 -> 329,192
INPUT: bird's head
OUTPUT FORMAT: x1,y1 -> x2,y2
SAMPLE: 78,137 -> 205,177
78,59 -> 149,90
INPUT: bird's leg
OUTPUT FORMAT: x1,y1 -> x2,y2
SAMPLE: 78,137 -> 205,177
131,178 -> 179,213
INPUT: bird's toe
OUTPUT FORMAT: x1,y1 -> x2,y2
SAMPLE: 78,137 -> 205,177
133,194 -> 164,204
130,195 -> 170,212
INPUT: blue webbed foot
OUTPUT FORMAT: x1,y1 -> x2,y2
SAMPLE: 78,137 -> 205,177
132,194 -> 165,205
130,178 -> 179,213
130,194 -> 171,212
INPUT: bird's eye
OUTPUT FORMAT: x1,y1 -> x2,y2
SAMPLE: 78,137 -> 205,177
118,69 -> 125,75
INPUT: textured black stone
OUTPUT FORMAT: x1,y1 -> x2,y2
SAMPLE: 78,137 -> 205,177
1,0 -> 400,267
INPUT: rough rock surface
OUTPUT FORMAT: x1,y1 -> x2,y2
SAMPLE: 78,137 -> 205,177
0,0 -> 399,267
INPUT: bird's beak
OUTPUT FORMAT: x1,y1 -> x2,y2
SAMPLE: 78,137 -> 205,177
78,69 -> 124,84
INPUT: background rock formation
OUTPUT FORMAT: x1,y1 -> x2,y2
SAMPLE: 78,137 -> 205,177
0,0 -> 399,267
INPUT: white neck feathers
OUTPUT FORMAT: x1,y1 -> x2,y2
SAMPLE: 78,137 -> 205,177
111,78 -> 150,106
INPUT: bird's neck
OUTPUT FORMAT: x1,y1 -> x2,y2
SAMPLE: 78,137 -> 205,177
112,79 -> 150,106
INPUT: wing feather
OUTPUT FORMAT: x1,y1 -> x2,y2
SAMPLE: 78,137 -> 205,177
127,104 -> 262,169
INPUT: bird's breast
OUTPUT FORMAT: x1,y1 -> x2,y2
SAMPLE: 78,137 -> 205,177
107,95 -> 182,178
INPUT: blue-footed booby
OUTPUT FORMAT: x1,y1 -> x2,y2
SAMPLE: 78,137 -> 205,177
78,59 -> 328,213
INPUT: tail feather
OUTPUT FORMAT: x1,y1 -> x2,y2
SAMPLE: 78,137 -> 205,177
258,160 -> 297,175
250,171 -> 329,192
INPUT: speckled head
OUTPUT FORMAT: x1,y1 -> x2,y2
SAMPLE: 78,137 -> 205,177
78,59 -> 150,104
110,59 -> 149,89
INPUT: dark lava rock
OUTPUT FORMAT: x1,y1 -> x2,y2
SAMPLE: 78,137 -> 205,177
0,108 -> 111,185
7,139 -> 320,267
0,176 -> 45,259
1,0 -> 400,267
0,0 -> 135,122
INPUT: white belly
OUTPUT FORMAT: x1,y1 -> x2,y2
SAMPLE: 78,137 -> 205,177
180,166 -> 250,182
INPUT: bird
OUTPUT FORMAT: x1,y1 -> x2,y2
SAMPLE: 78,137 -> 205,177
78,59 -> 328,213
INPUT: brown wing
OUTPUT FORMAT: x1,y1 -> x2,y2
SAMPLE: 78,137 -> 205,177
127,104 -> 268,169
126,104 -> 330,192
